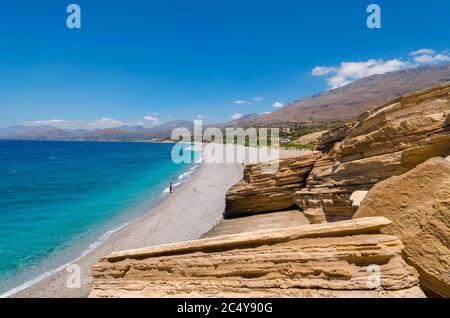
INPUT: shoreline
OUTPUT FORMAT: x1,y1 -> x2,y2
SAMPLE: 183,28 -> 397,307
5,147 -> 303,298
7,161 -> 244,298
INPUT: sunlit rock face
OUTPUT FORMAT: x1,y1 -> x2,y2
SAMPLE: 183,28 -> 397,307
295,83 -> 450,222
90,218 -> 424,298
224,152 -> 321,218
354,157 -> 450,297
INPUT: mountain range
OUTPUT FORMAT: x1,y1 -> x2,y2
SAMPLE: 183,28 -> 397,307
1,63 -> 449,141
229,63 -> 450,127
0,121 -> 194,142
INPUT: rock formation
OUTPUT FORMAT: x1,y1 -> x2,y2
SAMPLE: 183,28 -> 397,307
90,83 -> 450,299
295,83 -> 450,222
90,217 -> 424,298
353,157 -> 450,297
225,152 -> 321,218
317,122 -> 355,152
293,131 -> 328,148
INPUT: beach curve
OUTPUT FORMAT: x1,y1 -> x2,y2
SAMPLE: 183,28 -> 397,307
9,161 -> 243,298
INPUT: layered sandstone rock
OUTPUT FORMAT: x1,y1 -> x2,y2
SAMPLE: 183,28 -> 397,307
90,217 -> 425,298
294,130 -> 328,148
302,208 -> 327,224
354,157 -> 450,297
317,122 -> 355,152
224,152 -> 321,218
296,83 -> 450,221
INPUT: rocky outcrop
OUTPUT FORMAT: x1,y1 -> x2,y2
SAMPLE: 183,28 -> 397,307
294,131 -> 328,148
90,217 -> 424,298
295,83 -> 450,222
302,208 -> 327,224
354,157 -> 450,297
317,122 -> 355,152
225,152 -> 321,218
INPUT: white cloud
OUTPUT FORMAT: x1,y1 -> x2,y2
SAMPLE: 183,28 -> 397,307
339,59 -> 408,80
410,48 -> 436,56
410,48 -> 450,65
195,114 -> 207,119
234,100 -> 248,105
143,115 -> 161,125
312,59 -> 409,89
414,53 -> 450,64
326,76 -> 351,89
312,48 -> 450,89
34,119 -> 68,125
21,119 -> 71,128
231,113 -> 243,120
21,116 -> 163,130
252,97 -> 264,102
94,117 -> 126,128
22,118 -> 128,130
261,111 -> 272,115
273,102 -> 285,108
311,66 -> 338,76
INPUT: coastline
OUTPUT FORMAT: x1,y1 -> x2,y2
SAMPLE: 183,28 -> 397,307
7,161 -> 244,298
5,147 -> 303,298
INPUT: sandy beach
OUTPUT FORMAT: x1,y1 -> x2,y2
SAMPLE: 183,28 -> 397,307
6,147 -> 303,298
8,161 -> 242,298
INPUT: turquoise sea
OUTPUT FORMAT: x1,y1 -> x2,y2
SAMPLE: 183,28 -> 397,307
0,140 -> 198,296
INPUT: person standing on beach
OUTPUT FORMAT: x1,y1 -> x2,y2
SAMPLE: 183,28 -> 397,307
169,182 -> 173,194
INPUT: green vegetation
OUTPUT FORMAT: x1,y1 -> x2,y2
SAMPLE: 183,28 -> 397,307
279,121 -> 345,141
280,143 -> 315,151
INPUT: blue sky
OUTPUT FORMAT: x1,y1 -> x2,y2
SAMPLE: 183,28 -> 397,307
1,0 -> 449,128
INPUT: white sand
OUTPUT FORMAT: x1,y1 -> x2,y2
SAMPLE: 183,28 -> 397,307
10,162 -> 243,298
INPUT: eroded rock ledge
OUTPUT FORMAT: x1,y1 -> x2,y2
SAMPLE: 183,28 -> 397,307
90,217 -> 424,298
225,152 -> 321,218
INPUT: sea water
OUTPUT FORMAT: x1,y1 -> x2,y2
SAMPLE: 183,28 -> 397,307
0,140 -> 199,295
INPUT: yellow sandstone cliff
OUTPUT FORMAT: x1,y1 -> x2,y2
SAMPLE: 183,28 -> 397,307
90,218 -> 424,298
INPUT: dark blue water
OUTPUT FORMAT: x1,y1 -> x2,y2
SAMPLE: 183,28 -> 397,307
0,140 -> 197,295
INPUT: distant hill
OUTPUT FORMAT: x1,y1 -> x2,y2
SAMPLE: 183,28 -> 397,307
145,120 -> 194,139
0,126 -> 75,140
214,114 -> 259,129
72,120 -> 195,141
220,63 -> 450,127
0,121 -> 195,141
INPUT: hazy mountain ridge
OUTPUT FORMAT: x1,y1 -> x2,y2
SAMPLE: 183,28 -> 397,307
2,64 -> 450,141
0,121 -> 194,142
